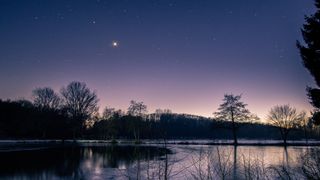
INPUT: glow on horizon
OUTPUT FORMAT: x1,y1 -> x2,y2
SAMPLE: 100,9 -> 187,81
1,81 -> 313,122
96,88 -> 313,121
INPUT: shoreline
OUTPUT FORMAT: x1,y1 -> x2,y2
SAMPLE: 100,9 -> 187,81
0,139 -> 319,147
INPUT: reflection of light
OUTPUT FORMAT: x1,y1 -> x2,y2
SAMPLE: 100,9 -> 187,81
94,167 -> 101,174
118,164 -> 126,170
84,148 -> 93,158
84,160 -> 92,169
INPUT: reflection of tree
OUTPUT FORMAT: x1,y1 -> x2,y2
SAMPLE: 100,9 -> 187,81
0,147 -> 81,178
269,147 -> 320,179
241,151 -> 270,179
283,147 -> 289,167
119,144 -> 174,180
233,145 -> 238,179
0,145 -> 170,179
189,146 -> 234,179
88,146 -> 169,169
190,147 -> 293,179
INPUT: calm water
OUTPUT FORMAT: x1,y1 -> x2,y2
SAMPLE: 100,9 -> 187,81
0,143 -> 317,179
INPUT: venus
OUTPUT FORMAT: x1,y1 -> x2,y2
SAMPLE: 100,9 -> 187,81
112,41 -> 118,47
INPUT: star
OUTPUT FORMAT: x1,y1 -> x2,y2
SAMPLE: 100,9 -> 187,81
112,41 -> 119,47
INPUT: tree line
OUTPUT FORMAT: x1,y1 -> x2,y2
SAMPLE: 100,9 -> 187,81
0,81 -> 318,145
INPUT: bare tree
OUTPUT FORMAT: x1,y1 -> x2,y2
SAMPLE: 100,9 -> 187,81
190,147 -> 233,180
301,148 -> 320,179
268,105 -> 306,145
241,154 -> 270,180
126,100 -> 147,142
155,109 -> 172,114
102,107 -> 124,120
153,108 -> 172,121
127,100 -> 147,117
298,115 -> 311,144
32,87 -> 61,110
102,107 -> 116,120
269,148 -> 320,179
214,94 -> 258,145
61,81 -> 99,137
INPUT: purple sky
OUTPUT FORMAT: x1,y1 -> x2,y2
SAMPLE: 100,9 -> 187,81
0,0 -> 317,119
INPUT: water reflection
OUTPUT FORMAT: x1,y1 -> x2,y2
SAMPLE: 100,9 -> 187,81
0,145 -> 169,179
0,144 -> 317,179
171,145 -> 312,179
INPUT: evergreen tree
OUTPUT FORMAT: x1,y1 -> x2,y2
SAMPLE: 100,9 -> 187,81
214,94 -> 258,145
297,0 -> 320,124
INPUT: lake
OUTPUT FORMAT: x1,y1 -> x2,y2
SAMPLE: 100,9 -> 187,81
0,142 -> 318,179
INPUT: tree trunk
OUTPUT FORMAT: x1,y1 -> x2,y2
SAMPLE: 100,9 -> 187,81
72,128 -> 76,140
133,128 -> 137,141
283,131 -> 287,146
280,128 -> 286,146
231,110 -> 238,145
304,127 -> 308,144
42,131 -> 46,139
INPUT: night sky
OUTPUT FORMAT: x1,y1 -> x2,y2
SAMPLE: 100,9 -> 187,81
0,0 -> 317,119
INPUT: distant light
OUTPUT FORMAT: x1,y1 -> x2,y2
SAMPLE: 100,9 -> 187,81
112,41 -> 119,47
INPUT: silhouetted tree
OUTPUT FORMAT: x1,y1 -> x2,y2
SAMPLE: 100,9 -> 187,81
127,100 -> 147,142
93,107 -> 124,139
1,97 -> 310,140
0,99 -> 72,138
61,81 -> 99,137
152,108 -> 172,121
299,116 -> 312,143
113,109 -> 125,119
32,87 -> 61,110
127,100 -> 147,117
311,111 -> 320,126
102,107 -> 116,120
16,99 -> 34,108
155,109 -> 172,115
268,105 -> 306,145
214,94 -> 258,145
297,0 -> 320,125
